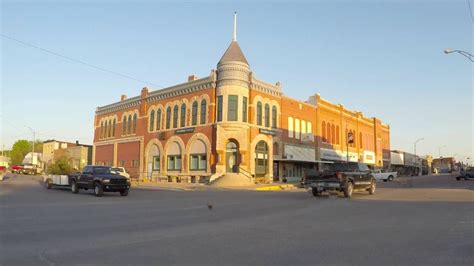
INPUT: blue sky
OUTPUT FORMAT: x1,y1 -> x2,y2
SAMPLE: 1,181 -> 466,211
1,1 -> 472,163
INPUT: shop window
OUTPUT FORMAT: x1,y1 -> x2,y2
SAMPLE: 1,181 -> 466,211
167,155 -> 182,171
132,160 -> 139,167
190,154 -> 207,171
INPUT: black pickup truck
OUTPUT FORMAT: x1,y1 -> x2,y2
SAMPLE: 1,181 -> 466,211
69,165 -> 131,197
301,162 -> 376,198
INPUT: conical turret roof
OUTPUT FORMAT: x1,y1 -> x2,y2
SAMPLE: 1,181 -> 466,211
218,41 -> 249,65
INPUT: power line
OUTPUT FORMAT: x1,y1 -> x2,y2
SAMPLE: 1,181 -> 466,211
0,33 -> 164,88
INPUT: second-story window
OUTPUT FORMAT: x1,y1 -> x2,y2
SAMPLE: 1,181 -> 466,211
100,121 -> 104,139
228,95 -> 238,121
200,99 -> 206,124
150,110 -> 155,132
264,103 -> 270,127
271,106 -> 277,128
180,103 -> 186,127
288,117 -> 294,138
166,107 -> 171,129
156,109 -> 161,130
127,115 -> 132,135
112,119 -> 116,137
173,105 -> 178,128
133,114 -> 137,134
192,101 -> 198,125
217,96 -> 223,122
122,116 -> 126,135
257,102 -> 262,126
242,97 -> 248,122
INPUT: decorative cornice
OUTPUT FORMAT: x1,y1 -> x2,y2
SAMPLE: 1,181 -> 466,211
251,77 -> 282,97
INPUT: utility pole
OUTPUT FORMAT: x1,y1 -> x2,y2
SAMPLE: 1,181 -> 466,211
414,138 -> 424,176
26,126 -> 36,163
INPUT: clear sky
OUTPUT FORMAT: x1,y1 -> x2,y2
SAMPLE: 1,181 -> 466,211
1,0 -> 472,163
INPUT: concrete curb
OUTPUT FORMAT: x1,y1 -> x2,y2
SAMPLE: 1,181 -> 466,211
255,184 -> 298,191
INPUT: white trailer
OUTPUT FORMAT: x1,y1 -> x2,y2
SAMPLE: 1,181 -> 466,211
44,175 -> 71,189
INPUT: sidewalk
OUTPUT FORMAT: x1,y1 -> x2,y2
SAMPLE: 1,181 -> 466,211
131,180 -> 300,191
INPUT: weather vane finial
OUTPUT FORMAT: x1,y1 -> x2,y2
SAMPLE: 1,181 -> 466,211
233,11 -> 237,41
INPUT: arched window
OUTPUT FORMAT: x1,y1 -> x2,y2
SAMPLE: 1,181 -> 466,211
200,99 -> 206,124
108,120 -> 112,137
257,102 -> 262,126
166,107 -> 171,129
133,114 -> 137,133
288,117 -> 294,138
327,123 -> 331,144
360,132 -> 363,149
180,103 -> 186,127
271,106 -> 277,128
173,105 -> 178,128
112,119 -> 116,137
322,121 -> 326,142
331,124 -> 336,145
122,116 -> 126,135
100,121 -> 104,139
156,109 -> 162,130
336,126 -> 340,144
127,115 -> 132,135
149,110 -> 155,132
192,101 -> 198,126
104,121 -> 108,138
264,103 -> 270,127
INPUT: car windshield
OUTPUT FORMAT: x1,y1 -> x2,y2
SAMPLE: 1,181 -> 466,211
93,167 -> 112,174
111,168 -> 123,173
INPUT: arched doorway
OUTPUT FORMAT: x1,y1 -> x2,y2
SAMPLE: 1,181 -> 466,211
255,141 -> 269,176
226,140 -> 239,173
147,144 -> 160,178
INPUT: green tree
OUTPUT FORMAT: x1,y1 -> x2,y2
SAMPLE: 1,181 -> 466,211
48,156 -> 72,175
10,140 -> 31,165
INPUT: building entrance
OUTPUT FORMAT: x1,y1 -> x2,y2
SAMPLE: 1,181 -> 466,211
226,140 -> 239,173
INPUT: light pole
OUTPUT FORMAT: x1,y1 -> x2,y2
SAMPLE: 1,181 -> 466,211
438,145 -> 446,158
25,126 -> 36,163
444,49 -> 474,62
414,138 -> 424,176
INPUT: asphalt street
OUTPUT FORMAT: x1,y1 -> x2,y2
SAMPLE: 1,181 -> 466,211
0,174 -> 473,265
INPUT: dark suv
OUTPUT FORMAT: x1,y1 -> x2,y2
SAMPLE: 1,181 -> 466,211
458,167 -> 474,181
301,162 -> 376,198
69,166 -> 131,197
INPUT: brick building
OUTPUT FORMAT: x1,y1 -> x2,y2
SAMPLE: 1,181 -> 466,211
93,17 -> 390,184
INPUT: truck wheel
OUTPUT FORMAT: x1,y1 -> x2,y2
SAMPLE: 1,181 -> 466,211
120,189 -> 129,196
388,175 -> 394,182
343,182 -> 353,198
46,179 -> 52,189
71,181 -> 79,194
94,183 -> 103,197
311,187 -> 320,197
369,181 -> 376,195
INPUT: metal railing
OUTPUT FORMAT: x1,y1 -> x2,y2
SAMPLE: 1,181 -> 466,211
238,166 -> 254,180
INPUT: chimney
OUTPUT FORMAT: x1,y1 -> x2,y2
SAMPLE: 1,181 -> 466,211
76,140 -> 79,145
141,87 -> 149,98
121,95 -> 127,101
188,75 -> 198,82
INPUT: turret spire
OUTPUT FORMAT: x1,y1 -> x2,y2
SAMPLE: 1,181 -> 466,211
233,12 -> 237,41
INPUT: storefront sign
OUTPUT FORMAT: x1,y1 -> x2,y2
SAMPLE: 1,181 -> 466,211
259,128 -> 277,136
175,127 -> 195,134
320,148 -> 357,162
363,151 -> 375,164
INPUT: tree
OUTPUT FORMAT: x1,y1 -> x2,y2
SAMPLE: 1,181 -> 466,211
47,156 -> 73,175
10,140 -> 31,165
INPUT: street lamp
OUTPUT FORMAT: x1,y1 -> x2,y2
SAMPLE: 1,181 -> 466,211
414,138 -> 424,176
444,49 -> 474,62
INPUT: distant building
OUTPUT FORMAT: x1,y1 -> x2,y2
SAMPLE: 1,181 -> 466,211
42,140 -> 92,171
432,157 -> 456,173
390,150 -> 424,176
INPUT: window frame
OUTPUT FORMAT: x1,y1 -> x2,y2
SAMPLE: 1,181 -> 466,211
189,153 -> 207,171
242,97 -> 248,122
200,99 -> 207,125
227,95 -> 238,121
192,101 -> 198,125
217,96 -> 223,122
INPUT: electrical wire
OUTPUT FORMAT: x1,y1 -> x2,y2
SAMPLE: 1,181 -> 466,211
468,0 -> 474,23
0,33 -> 164,88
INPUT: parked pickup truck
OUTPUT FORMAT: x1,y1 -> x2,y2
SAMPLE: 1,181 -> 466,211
457,167 -> 474,181
301,162 -> 376,198
372,169 -> 397,182
69,165 -> 131,197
